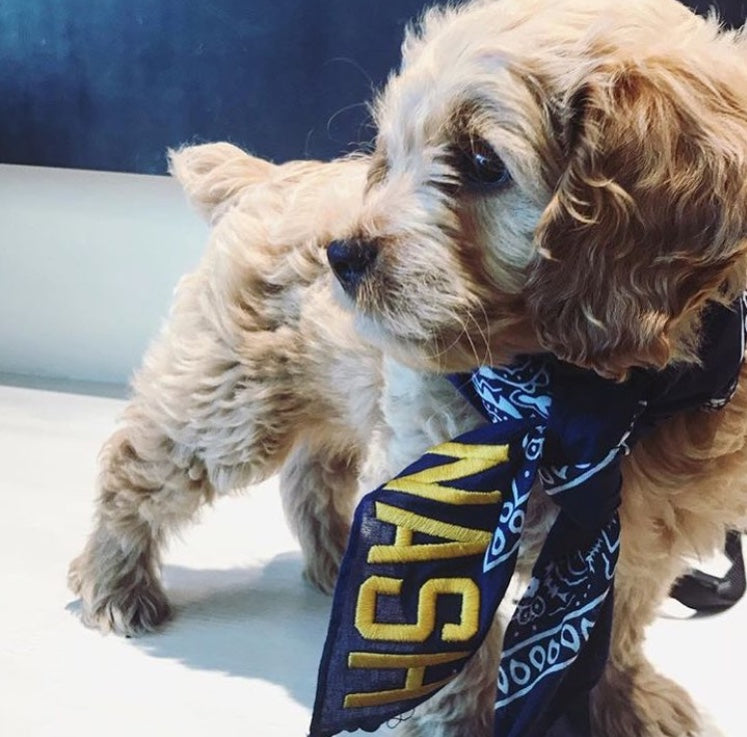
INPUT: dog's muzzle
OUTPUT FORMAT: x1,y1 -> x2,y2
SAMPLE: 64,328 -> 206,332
327,239 -> 378,297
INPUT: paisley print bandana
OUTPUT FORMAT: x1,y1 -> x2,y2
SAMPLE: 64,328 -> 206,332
309,295 -> 746,737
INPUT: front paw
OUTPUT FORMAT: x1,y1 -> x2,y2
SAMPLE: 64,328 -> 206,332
68,553 -> 172,636
592,662 -> 700,737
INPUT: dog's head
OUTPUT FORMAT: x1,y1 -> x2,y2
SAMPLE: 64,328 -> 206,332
330,0 -> 747,379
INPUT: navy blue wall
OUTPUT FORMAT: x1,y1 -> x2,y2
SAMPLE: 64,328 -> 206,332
1,1 -> 743,175
0,0 -> 428,173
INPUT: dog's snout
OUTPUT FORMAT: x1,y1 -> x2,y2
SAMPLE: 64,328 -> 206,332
327,239 -> 378,296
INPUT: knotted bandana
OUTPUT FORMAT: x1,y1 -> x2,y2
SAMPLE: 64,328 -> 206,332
309,296 -> 746,737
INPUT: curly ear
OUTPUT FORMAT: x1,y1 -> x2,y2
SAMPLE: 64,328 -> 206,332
527,60 -> 747,379
168,142 -> 276,222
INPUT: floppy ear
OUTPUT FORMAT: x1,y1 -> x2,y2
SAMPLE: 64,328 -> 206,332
168,142 -> 276,221
526,60 -> 747,379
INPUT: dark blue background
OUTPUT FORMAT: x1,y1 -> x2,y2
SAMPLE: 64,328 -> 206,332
0,0 -> 428,173
0,0 -> 743,174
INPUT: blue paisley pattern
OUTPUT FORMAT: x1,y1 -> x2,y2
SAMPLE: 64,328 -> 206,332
310,295 -> 746,737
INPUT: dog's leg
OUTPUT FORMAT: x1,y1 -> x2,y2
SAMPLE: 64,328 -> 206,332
67,423 -> 210,635
68,334 -> 306,635
279,439 -> 360,593
591,392 -> 747,737
591,466 -> 702,736
371,360 -> 502,736
68,404 -> 301,636
591,552 -> 699,737
392,615 -> 503,737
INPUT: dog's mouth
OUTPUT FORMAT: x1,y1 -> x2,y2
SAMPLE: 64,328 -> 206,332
325,235 -> 538,372
327,271 -> 510,374
352,313 -> 484,373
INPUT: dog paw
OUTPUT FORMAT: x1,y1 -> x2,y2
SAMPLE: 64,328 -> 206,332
86,581 -> 172,636
68,554 -> 172,636
592,661 -> 700,737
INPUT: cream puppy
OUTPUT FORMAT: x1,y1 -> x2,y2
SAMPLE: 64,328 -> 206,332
70,1 -> 747,736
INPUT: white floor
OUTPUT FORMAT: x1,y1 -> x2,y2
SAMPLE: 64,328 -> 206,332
1,383 -> 744,737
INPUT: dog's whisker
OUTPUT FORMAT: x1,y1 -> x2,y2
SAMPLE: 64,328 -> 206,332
459,313 -> 483,368
325,101 -> 371,142
322,56 -> 376,93
465,306 -> 493,367
477,303 -> 494,367
418,311 -> 469,368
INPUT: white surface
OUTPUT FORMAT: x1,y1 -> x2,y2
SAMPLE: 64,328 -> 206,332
0,164 -> 207,385
1,383 -> 744,737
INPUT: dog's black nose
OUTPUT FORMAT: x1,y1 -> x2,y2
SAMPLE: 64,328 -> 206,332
327,239 -> 378,296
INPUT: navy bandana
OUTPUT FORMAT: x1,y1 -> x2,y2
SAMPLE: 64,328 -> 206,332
309,296 -> 746,737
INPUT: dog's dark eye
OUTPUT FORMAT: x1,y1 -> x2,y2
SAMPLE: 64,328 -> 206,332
455,137 -> 511,188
